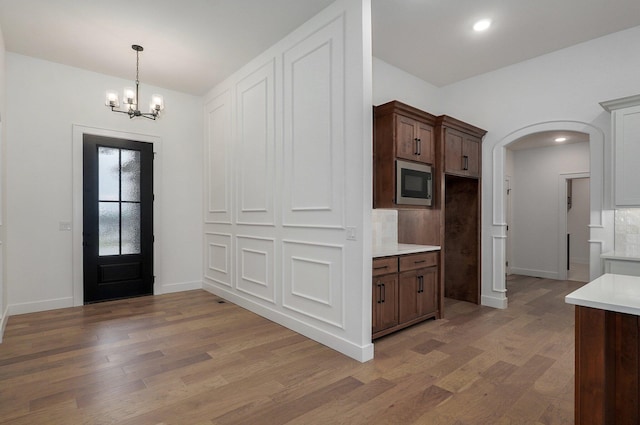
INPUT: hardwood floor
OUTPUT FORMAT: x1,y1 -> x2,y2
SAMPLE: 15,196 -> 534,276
0,275 -> 582,424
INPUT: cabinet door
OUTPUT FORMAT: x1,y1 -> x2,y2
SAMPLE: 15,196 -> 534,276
399,267 -> 437,323
416,122 -> 434,164
445,128 -> 480,177
418,267 -> 437,317
614,105 -> 640,206
372,274 -> 398,333
395,115 -> 434,164
462,136 -> 480,177
399,270 -> 420,323
444,129 -> 464,174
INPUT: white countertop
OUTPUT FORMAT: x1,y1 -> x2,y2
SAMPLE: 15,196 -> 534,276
565,273 -> 640,316
600,251 -> 640,262
373,243 -> 441,258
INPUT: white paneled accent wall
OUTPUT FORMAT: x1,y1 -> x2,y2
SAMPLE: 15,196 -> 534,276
205,233 -> 232,287
236,60 -> 275,226
283,16 -> 345,228
205,90 -> 232,224
203,0 -> 373,362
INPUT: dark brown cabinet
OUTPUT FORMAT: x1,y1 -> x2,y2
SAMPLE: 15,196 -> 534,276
574,305 -> 640,424
373,251 -> 440,339
372,256 -> 398,334
374,101 -> 436,208
443,128 -> 481,177
436,116 -> 486,305
439,117 -> 483,178
395,114 -> 434,164
399,266 -> 437,323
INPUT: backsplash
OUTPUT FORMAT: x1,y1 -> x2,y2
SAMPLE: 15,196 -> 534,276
372,209 -> 398,247
615,208 -> 640,255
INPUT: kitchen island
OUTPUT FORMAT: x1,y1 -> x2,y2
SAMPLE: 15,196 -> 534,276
565,273 -> 640,425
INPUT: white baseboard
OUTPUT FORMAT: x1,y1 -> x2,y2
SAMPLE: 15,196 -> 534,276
481,294 -> 508,309
203,281 -> 374,363
157,280 -> 203,295
0,306 -> 9,343
509,267 -> 559,280
7,297 -> 74,316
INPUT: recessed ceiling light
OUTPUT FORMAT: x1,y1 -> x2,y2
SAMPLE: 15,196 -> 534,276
473,19 -> 492,32
555,137 -> 567,142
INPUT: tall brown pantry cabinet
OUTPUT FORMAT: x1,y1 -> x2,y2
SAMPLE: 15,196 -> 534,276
436,116 -> 486,304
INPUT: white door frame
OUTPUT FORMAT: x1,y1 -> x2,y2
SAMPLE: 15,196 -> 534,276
489,120 -> 608,309
72,125 -> 162,306
558,172 -> 589,281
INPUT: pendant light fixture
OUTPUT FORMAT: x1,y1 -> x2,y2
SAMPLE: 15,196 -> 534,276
105,44 -> 164,120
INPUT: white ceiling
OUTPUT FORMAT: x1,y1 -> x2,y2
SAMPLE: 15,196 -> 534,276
1,0 -> 639,95
507,130 -> 589,151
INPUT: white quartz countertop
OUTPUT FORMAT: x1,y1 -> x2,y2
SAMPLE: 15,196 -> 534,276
600,251 -> 640,261
373,243 -> 441,258
565,273 -> 640,316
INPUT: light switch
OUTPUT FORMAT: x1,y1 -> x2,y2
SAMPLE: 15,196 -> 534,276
346,227 -> 357,241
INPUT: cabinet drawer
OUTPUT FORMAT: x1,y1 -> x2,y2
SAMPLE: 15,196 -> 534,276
399,252 -> 438,272
373,257 -> 398,276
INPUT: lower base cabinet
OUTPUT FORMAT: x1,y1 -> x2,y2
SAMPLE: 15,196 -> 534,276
373,251 -> 440,339
372,273 -> 398,334
399,267 -> 437,323
574,305 -> 640,424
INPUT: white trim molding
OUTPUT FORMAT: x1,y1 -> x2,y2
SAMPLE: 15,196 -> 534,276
488,120 -> 607,306
72,125 -> 162,306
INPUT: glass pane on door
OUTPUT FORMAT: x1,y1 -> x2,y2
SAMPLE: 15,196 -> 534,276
97,147 -> 142,256
121,203 -> 141,255
99,202 -> 120,256
98,147 -> 119,201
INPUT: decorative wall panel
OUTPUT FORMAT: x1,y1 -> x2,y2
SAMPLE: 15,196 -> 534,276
205,91 -> 232,224
282,16 -> 345,228
283,240 -> 344,328
205,233 -> 232,287
236,236 -> 275,303
236,60 -> 276,226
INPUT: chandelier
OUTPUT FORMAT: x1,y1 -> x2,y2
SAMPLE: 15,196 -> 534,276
105,44 -> 164,120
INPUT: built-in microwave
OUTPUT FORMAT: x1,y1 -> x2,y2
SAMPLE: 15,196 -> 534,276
396,159 -> 433,206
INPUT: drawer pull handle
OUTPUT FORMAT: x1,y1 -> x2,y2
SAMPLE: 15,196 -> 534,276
414,260 -> 426,264
373,265 -> 388,270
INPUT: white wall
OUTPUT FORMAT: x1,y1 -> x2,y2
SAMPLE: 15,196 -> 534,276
0,24 -> 6,339
202,0 -> 373,362
568,177 -> 590,264
5,53 -> 203,315
373,57 -> 442,113
509,143 -> 589,278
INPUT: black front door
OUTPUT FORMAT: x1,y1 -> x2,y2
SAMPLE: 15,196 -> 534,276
83,134 -> 154,303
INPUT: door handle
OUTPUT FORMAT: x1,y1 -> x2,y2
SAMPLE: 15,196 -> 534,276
377,282 -> 382,303
463,155 -> 469,170
414,138 -> 421,155
418,275 -> 424,293
381,283 -> 386,303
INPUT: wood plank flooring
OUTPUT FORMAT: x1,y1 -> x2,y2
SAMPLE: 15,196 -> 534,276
0,275 -> 583,424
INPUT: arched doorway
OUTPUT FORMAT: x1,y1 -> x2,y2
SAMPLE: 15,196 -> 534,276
486,120 -> 610,308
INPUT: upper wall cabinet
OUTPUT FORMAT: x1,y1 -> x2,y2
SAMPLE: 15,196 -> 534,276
436,116 -> 486,179
601,94 -> 640,207
374,101 -> 436,208
375,101 -> 436,165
